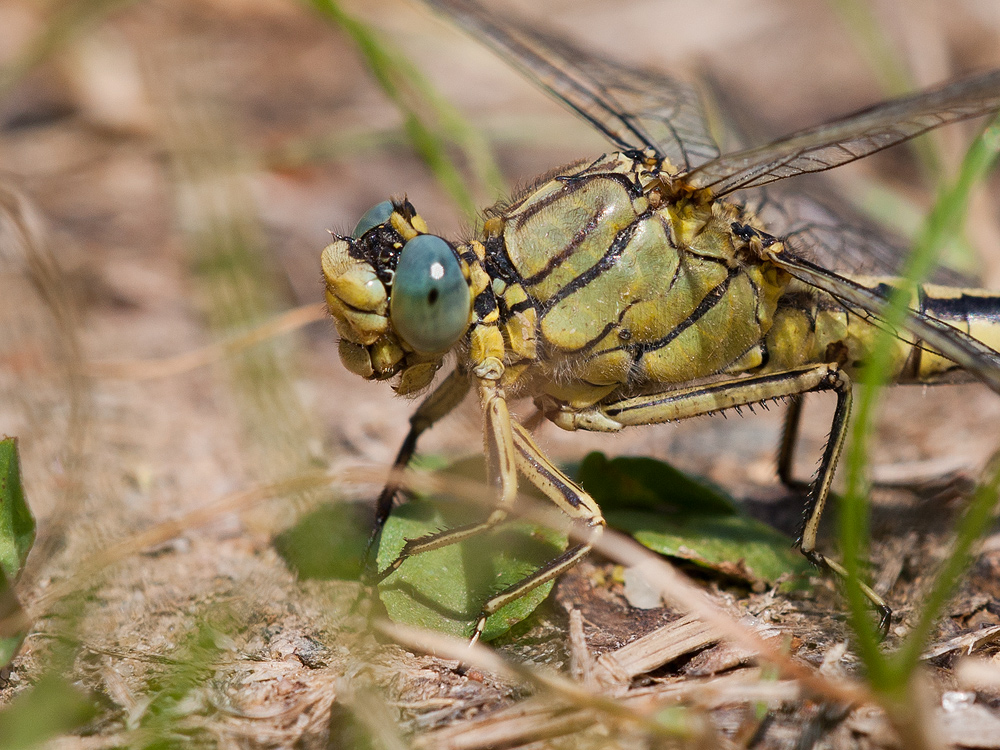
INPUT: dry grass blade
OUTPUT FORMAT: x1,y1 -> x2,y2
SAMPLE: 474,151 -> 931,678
0,183 -> 89,588
390,611 -> 794,748
921,625 -> 1000,662
149,35 -> 320,490
379,620 -> 720,747
1,469 -> 342,636
412,695 -> 600,750
83,303 -> 328,380
589,533 -> 869,705
410,667 -> 808,749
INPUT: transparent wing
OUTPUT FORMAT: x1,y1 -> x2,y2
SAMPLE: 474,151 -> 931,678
687,69 -> 1000,196
772,251 -> 1000,396
698,74 -> 970,284
747,186 -> 970,285
422,0 -> 720,170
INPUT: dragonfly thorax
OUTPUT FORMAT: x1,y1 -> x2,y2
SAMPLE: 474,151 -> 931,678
476,152 -> 792,410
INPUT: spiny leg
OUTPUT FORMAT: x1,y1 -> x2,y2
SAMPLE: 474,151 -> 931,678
783,392 -> 966,499
777,393 -> 806,490
792,372 -> 891,633
364,367 -> 470,576
547,363 -> 891,630
467,422 -> 605,645
375,379 -> 518,585
549,365 -> 842,432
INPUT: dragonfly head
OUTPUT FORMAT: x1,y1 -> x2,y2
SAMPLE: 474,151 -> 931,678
321,200 -> 474,395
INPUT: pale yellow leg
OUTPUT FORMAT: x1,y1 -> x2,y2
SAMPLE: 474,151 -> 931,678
547,363 -> 891,631
377,376 -> 606,644
376,379 -> 518,580
468,422 -> 605,644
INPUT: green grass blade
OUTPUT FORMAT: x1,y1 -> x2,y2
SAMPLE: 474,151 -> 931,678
0,438 -> 34,578
0,674 -> 98,750
912,112 -> 1000,261
826,0 -> 943,179
889,453 -> 1000,680
842,114 -> 1000,690
826,0 -> 989,273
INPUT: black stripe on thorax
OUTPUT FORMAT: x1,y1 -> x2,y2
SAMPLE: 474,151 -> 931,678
483,235 -> 523,286
484,237 -> 541,327
573,254 -> 728,364
522,201 -> 611,287
538,214 -> 647,313
474,289 -> 496,319
506,298 -> 534,315
631,266 -> 740,360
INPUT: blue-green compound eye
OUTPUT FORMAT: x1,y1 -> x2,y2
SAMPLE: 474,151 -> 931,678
390,234 -> 471,353
351,200 -> 394,238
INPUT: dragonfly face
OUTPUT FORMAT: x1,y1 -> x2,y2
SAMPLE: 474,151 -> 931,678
322,199 -> 474,396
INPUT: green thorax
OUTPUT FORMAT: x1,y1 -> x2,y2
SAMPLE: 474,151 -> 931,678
478,152 -> 790,409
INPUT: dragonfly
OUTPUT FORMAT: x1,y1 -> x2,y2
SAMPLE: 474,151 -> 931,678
322,0 -> 1000,642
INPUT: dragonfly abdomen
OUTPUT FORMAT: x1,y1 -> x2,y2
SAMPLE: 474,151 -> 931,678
762,278 -> 1000,385
904,283 -> 1000,383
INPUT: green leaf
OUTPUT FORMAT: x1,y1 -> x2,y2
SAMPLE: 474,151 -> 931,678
0,437 -> 35,578
377,458 -> 567,641
0,568 -> 27,669
578,453 -> 810,590
0,437 -> 35,668
274,501 -> 370,581
375,451 -> 808,641
0,674 -> 98,750
607,509 -> 811,590
578,452 -> 737,516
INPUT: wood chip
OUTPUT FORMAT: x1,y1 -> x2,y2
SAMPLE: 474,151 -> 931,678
566,607 -> 595,688
922,625 -> 1000,661
592,614 -> 719,689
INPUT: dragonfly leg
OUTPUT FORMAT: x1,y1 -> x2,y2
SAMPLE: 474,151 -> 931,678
548,363 -> 892,631
793,373 -> 892,634
376,376 -> 605,644
468,422 -> 605,645
777,394 -> 807,490
375,379 -> 519,584
364,366 -> 470,576
549,364 -> 844,431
